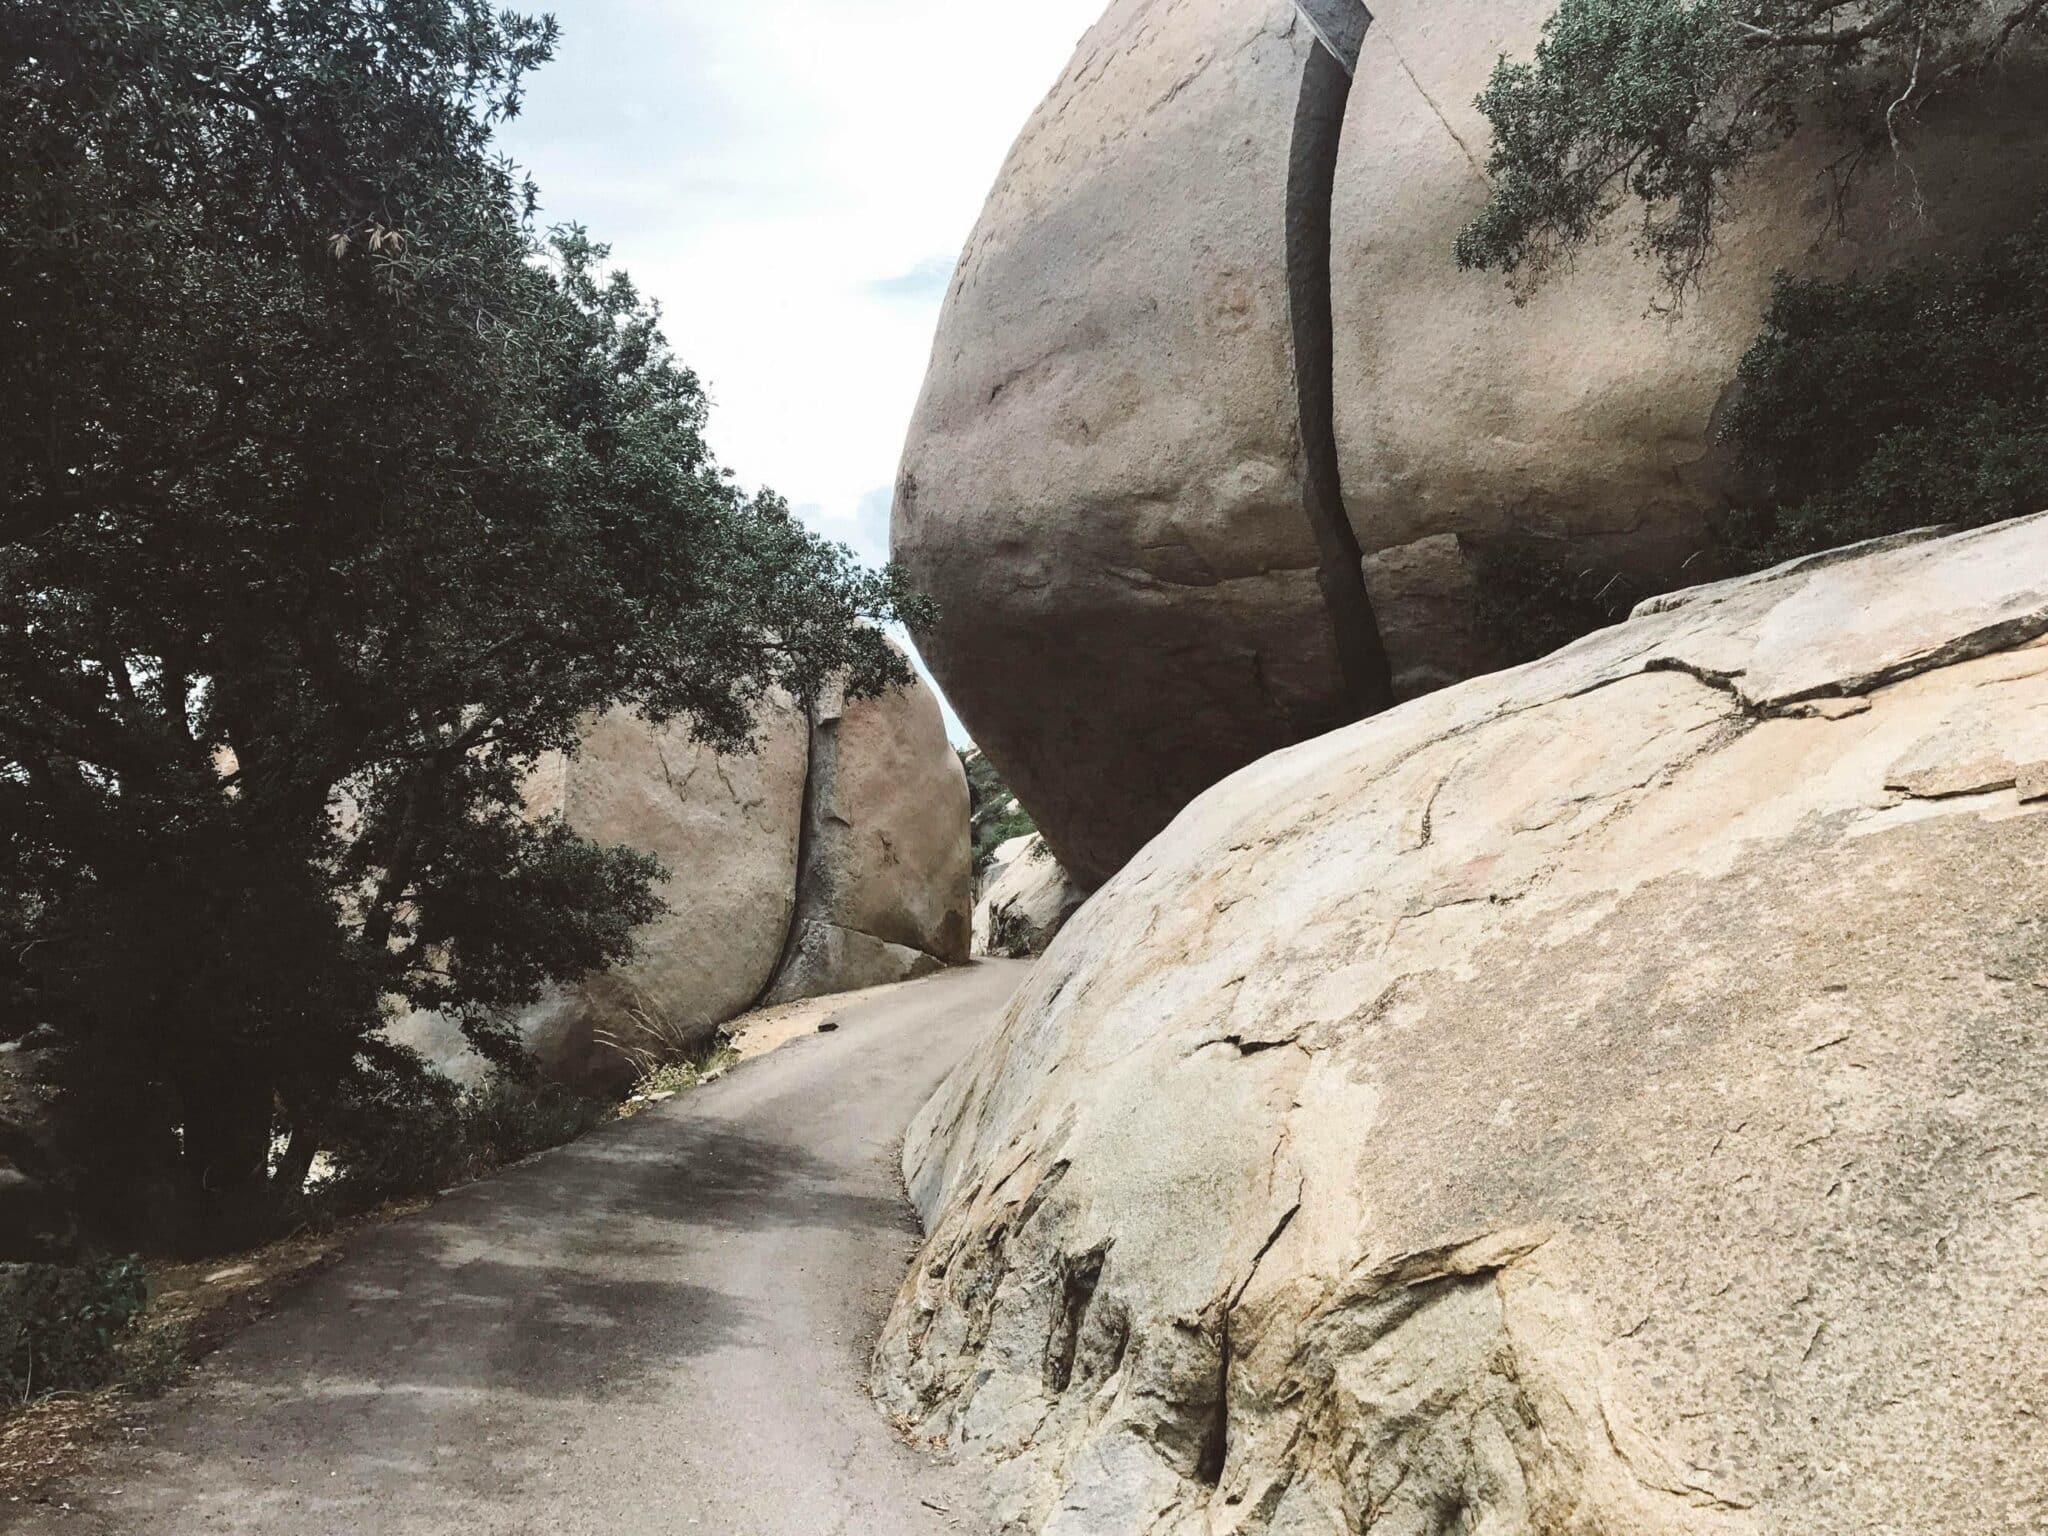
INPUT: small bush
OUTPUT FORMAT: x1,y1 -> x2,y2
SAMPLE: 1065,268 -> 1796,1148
633,1062 -> 703,1097
1471,214 -> 2048,662
317,1070 -> 471,1208
626,1039 -> 735,1102
987,902 -> 1038,961
0,1258 -> 148,1403
960,750 -> 1038,873
114,1318 -> 189,1398
1721,211 -> 2048,570
1470,536 -> 1648,667
600,1000 -> 738,1101
315,1067 -> 614,1208
459,1079 -> 613,1168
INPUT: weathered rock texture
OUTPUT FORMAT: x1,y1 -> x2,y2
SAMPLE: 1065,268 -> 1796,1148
893,0 -> 2048,884
895,0 -> 1342,890
876,515 -> 2048,1535
1331,0 -> 2048,700
394,668 -> 971,1091
765,675 -> 974,1004
973,835 -> 1089,960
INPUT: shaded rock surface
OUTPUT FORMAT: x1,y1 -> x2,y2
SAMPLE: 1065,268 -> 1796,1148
893,0 -> 2048,885
1331,0 -> 2048,697
394,668 -> 971,1092
895,0 -> 1341,889
874,515 -> 2048,1535
766,674 -> 974,1005
972,835 -> 1088,960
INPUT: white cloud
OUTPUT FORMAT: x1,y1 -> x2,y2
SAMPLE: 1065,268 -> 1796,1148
500,0 -> 1096,544
497,1 -> 1100,743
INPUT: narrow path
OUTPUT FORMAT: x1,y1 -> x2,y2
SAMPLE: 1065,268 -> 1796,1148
27,962 -> 1028,1536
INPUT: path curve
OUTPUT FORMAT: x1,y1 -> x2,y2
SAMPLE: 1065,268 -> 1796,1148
30,962 -> 1028,1536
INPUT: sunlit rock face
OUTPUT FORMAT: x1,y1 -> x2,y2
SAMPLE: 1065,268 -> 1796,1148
391,662 -> 972,1092
893,0 -> 2048,887
875,514 -> 2048,1536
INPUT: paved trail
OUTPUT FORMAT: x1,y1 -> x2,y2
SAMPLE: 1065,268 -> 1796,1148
26,962 -> 1027,1536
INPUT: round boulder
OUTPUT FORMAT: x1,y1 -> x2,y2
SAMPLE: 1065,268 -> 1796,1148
393,696 -> 810,1092
877,513 -> 2048,1535
764,669 -> 975,1005
895,0 -> 2048,884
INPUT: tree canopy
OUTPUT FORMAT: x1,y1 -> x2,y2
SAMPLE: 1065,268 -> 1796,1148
1455,0 -> 2048,291
1,0 -> 924,1244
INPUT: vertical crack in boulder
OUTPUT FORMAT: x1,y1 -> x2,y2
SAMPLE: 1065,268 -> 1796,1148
756,693 -> 832,1008
1043,1245 -> 1108,1395
1287,5 -> 1394,718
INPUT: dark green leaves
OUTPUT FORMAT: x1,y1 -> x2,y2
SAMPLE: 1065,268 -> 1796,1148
1,0 -> 923,1240
1456,0 -> 2044,292
1720,210 -> 2048,564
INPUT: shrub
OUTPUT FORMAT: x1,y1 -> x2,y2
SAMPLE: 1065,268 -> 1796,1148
0,1258 -> 148,1403
1471,213 -> 2048,660
1469,536 -> 1649,668
314,1067 -> 472,1209
314,1064 -> 614,1208
458,1079 -> 614,1168
960,750 -> 1038,873
114,1318 -> 190,1398
1455,0 -> 2045,295
1719,212 -> 2048,569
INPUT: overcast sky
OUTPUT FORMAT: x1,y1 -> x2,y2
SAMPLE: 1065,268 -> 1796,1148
497,1 -> 1106,741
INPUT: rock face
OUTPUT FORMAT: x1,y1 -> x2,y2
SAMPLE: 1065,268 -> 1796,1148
895,0 -> 1342,890
1329,0 -> 2048,699
893,0 -> 2048,885
875,515 -> 2048,1536
972,835 -> 1088,959
765,675 -> 975,1004
394,667 -> 971,1092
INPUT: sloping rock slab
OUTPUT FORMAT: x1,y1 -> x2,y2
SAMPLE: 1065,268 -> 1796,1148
973,835 -> 1089,959
875,514 -> 2048,1536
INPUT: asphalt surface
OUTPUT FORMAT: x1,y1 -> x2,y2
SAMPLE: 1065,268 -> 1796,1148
24,961 -> 1027,1536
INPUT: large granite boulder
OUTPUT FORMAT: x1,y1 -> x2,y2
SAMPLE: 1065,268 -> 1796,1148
895,0 -> 1341,890
972,834 -> 1088,959
394,665 -> 972,1091
1331,0 -> 2048,698
517,699 -> 811,1085
894,0 -> 2048,885
764,671 -> 975,1004
876,514 -> 2048,1535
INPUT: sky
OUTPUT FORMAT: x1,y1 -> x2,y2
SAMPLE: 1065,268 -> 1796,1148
496,0 -> 1108,741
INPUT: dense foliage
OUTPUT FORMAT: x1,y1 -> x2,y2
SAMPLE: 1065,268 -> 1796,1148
1474,210 -> 2048,657
0,0 -> 924,1246
1720,209 -> 2048,564
315,1068 -> 614,1208
1469,536 -> 1648,666
1456,0 -> 2046,291
960,749 -> 1036,874
0,1257 -> 147,1402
